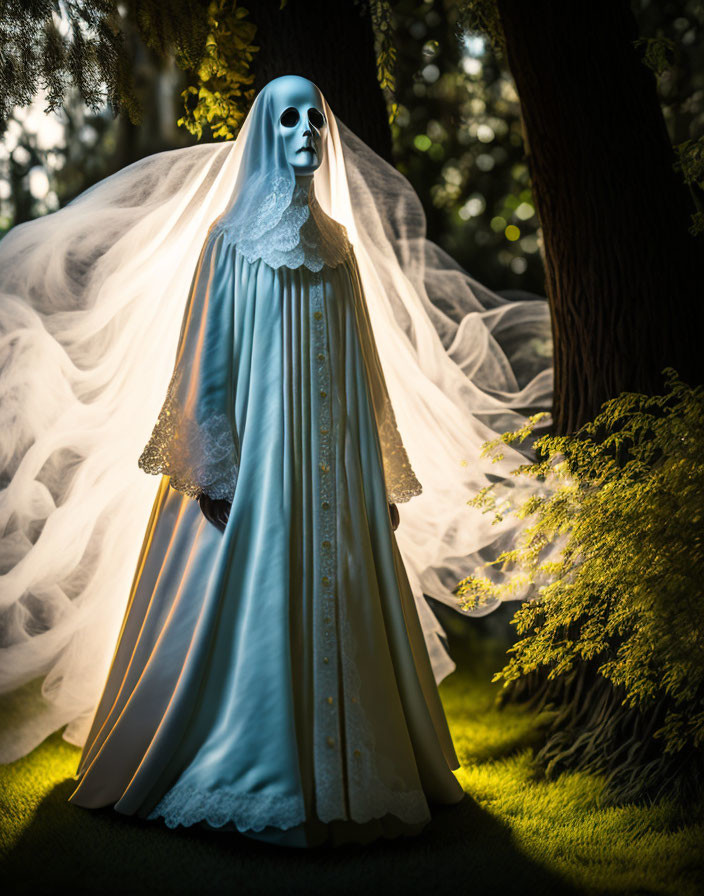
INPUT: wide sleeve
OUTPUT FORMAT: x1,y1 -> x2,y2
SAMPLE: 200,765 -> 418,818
346,251 -> 422,505
137,228 -> 239,501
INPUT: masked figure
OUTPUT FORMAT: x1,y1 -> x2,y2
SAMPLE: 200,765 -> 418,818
66,75 -> 467,846
0,76 -> 552,847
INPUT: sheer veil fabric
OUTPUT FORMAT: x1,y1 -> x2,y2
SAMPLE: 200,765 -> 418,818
0,77 -> 552,765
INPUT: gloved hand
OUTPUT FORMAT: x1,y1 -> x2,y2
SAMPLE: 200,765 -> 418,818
388,502 -> 399,531
198,493 -> 231,532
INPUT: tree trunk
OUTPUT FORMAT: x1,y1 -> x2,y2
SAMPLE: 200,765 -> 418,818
496,0 -> 704,433
248,0 -> 392,164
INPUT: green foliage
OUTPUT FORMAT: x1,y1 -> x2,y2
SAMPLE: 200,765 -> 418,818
0,0 -> 138,127
675,136 -> 704,235
0,1 -> 219,130
175,0 -> 258,141
633,6 -> 704,236
0,0 -> 255,139
361,0 -> 399,125
179,0 -> 400,140
634,35 -> 676,75
457,369 -> 704,760
133,0 -> 211,68
455,0 -> 504,56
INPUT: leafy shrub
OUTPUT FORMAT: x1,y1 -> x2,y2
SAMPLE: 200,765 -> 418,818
457,368 -> 704,800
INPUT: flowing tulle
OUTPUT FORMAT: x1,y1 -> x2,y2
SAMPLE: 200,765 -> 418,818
66,235 -> 464,845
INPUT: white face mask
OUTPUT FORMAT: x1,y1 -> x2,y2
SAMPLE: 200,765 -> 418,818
208,76 -> 344,271
271,77 -> 328,174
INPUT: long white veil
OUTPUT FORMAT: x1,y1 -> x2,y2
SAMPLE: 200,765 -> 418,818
0,79 -> 552,764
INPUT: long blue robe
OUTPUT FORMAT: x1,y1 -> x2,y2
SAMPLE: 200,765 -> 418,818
67,226 -> 464,847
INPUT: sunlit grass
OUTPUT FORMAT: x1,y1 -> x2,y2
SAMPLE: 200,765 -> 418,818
0,731 -> 79,854
439,638 -> 704,896
0,635 -> 701,895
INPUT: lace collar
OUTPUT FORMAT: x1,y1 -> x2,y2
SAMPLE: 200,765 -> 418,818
211,173 -> 353,272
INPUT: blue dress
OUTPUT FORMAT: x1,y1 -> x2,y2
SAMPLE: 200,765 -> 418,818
66,192 -> 464,847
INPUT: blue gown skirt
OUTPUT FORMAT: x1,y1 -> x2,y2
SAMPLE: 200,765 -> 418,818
67,233 -> 464,847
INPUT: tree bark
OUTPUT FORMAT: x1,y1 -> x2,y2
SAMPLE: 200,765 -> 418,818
496,0 -> 704,433
248,0 -> 392,164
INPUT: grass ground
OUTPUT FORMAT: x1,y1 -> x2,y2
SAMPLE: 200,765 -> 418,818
1,623 -> 702,896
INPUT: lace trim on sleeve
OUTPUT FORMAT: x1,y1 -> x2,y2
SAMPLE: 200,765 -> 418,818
138,386 -> 239,502
377,401 -> 423,505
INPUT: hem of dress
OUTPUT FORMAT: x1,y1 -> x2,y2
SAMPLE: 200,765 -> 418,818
144,802 -> 433,836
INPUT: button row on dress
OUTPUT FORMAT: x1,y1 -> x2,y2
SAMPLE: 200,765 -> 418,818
313,278 -> 338,760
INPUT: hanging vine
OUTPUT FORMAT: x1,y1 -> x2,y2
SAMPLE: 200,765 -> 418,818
355,0 -> 399,125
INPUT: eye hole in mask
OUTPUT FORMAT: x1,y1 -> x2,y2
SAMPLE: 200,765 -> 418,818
280,107 -> 299,127
308,108 -> 326,129
280,107 -> 326,129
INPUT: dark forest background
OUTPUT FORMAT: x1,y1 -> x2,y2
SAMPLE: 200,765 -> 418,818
2,0 -> 701,298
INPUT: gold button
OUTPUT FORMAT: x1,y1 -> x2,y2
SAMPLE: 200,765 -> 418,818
326,736 -> 335,748
314,311 -> 323,320
320,389 -> 327,398
321,501 -> 330,510
319,462 -> 329,473
320,427 -> 329,435
326,696 -> 334,705
351,697 -> 358,703
317,352 -> 325,361
322,540 -> 330,548
322,575 -> 330,586
323,656 -> 329,664
353,749 -> 361,757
